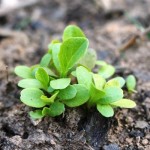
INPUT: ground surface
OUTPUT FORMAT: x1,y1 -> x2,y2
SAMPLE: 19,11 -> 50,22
0,0 -> 150,149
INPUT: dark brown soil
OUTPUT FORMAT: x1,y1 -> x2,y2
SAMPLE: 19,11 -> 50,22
0,0 -> 150,149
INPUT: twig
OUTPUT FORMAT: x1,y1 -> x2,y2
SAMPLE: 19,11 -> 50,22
117,26 -> 150,51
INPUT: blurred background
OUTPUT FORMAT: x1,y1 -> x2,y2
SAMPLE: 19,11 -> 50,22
0,0 -> 150,149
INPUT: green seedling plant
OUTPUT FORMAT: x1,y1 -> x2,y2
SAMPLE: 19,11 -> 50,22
15,25 -> 136,119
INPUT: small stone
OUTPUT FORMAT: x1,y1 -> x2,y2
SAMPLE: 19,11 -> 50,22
30,118 -> 42,126
142,139 -> 149,145
125,138 -> 133,144
135,121 -> 148,129
136,136 -> 141,143
103,144 -> 120,150
145,145 -> 150,150
9,135 -> 22,146
50,139 -> 56,145
126,116 -> 133,123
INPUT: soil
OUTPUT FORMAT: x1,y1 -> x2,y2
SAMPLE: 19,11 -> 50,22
0,0 -> 150,149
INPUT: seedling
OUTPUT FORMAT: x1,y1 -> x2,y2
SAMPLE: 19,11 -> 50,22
15,25 -> 137,118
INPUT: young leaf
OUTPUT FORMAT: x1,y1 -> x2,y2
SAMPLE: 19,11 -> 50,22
41,91 -> 59,103
15,66 -> 33,78
40,53 -> 51,67
99,87 -> 123,104
96,61 -> 107,66
105,80 -> 120,88
111,99 -> 136,108
92,74 -> 106,90
78,48 -> 97,70
57,85 -> 77,100
59,37 -> 89,76
76,66 -> 92,90
51,43 -> 61,72
18,79 -> 45,89
126,75 -> 136,92
35,67 -> 49,88
88,83 -> 105,106
97,104 -> 114,117
29,110 -> 44,119
42,102 -> 65,117
20,88 -> 46,108
63,25 -> 85,41
63,84 -> 90,107
105,77 -> 125,88
50,78 -> 71,90
98,65 -> 115,79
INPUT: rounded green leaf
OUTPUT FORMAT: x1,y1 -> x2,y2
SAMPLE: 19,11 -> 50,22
98,65 -> 115,79
20,88 -> 46,108
29,110 -> 44,119
97,104 -> 114,117
126,75 -> 136,92
51,43 -> 61,72
92,74 -> 106,90
63,25 -> 85,41
99,87 -> 123,104
15,66 -> 33,78
42,102 -> 65,117
18,79 -> 45,89
64,84 -> 90,107
78,48 -> 97,70
76,66 -> 92,90
59,37 -> 89,76
105,77 -> 125,88
110,99 -> 136,108
57,85 -> 77,100
35,67 -> 49,88
50,78 -> 71,89
40,53 -> 51,67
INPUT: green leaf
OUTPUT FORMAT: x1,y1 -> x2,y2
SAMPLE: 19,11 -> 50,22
64,84 -> 90,107
20,88 -> 46,108
97,104 -> 114,117
42,102 -> 65,117
42,67 -> 57,77
99,87 -> 123,104
96,61 -> 107,66
63,25 -> 85,41
15,66 -> 33,78
18,79 -> 45,89
111,99 -> 136,108
50,78 -> 71,89
35,67 -> 49,88
98,65 -> 115,79
126,75 -> 136,92
40,53 -> 51,67
41,91 -> 59,103
105,77 -> 125,88
57,85 -> 77,100
88,83 -> 105,106
51,43 -> 61,72
92,74 -> 106,90
59,37 -> 89,76
76,66 -> 92,90
29,110 -> 44,119
78,48 -> 97,70
47,86 -> 54,93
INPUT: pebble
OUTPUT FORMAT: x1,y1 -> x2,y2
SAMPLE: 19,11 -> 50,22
103,144 -> 120,150
136,136 -> 141,143
126,116 -> 133,123
125,138 -> 133,144
135,121 -> 148,129
142,139 -> 149,145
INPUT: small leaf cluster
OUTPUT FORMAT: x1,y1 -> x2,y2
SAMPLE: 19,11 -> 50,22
15,25 -> 136,118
